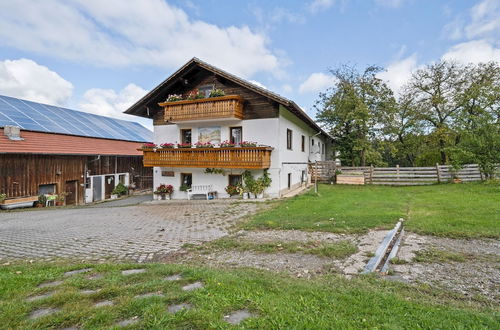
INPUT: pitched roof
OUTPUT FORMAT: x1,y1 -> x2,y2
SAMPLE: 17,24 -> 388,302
0,128 -> 143,156
124,57 -> 331,140
0,94 -> 152,142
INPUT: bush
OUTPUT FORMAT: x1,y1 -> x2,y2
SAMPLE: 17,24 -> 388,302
112,183 -> 128,196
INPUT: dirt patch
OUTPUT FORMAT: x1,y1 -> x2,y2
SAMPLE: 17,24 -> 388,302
392,233 -> 500,303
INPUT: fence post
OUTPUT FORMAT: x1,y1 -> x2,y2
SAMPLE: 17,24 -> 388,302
436,163 -> 441,183
370,165 -> 374,184
396,164 -> 400,181
314,161 -> 318,194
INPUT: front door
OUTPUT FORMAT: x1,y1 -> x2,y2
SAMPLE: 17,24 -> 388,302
92,176 -> 102,202
105,175 -> 115,199
65,180 -> 78,205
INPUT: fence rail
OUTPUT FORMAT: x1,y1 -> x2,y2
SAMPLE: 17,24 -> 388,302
310,162 -> 494,186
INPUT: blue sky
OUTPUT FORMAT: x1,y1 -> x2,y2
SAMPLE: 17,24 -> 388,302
0,0 -> 498,129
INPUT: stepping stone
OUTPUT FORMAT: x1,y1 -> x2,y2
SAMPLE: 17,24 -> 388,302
87,274 -> 103,280
134,292 -> 164,299
37,280 -> 63,288
26,292 -> 55,302
80,289 -> 101,295
28,307 -> 60,319
182,282 -> 203,291
121,269 -> 146,276
116,317 -> 139,327
164,274 -> 182,281
94,300 -> 114,307
167,303 -> 192,314
224,309 -> 254,325
64,268 -> 93,277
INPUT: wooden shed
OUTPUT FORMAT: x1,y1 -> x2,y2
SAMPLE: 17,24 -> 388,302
0,95 -> 153,207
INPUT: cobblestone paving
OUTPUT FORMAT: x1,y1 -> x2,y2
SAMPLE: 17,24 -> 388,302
0,200 -> 258,262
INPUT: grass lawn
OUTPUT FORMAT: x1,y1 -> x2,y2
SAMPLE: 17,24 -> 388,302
246,182 -> 500,238
0,262 -> 498,329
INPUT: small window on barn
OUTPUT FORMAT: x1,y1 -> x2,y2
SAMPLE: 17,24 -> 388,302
287,129 -> 293,150
39,184 -> 56,195
301,135 -> 305,152
198,85 -> 214,97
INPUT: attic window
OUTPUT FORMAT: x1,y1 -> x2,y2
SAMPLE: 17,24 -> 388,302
199,85 -> 213,97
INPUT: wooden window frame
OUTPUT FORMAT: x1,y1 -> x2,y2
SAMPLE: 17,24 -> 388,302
180,128 -> 192,144
229,126 -> 243,144
228,174 -> 242,186
180,173 -> 192,188
301,135 -> 305,152
286,129 -> 293,150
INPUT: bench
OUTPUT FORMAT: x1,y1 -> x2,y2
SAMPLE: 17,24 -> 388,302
186,185 -> 217,200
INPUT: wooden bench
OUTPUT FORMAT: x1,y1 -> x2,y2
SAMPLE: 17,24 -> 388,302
186,185 -> 217,200
0,196 -> 38,210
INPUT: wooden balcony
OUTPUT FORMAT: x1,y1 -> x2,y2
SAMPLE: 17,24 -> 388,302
141,147 -> 273,169
159,95 -> 244,123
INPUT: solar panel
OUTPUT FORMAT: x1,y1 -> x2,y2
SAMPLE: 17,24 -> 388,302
0,95 -> 152,142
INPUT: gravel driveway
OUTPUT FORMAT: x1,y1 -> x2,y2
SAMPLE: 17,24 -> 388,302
0,200 -> 259,263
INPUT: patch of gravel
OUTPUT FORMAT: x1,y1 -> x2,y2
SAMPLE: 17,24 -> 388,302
392,233 -> 500,303
235,229 -> 349,243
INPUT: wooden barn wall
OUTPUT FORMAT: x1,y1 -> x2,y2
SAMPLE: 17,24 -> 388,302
0,154 -> 85,201
153,71 -> 279,125
0,155 -> 153,201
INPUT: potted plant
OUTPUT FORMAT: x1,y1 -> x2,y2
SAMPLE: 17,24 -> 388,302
208,89 -> 225,98
56,193 -> 66,206
255,169 -> 272,198
225,184 -> 240,198
0,193 -> 6,204
160,143 -> 175,149
166,94 -> 183,102
220,140 -> 236,148
195,141 -> 214,148
240,141 -> 258,147
243,170 -> 257,198
111,183 -> 128,199
37,194 -> 47,207
177,143 -> 192,149
154,184 -> 173,200
142,142 -> 156,150
185,89 -> 205,100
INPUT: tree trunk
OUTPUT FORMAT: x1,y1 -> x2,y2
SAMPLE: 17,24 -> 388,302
439,138 -> 447,164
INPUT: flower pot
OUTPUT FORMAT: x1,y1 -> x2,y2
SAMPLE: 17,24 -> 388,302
111,194 -> 118,199
243,193 -> 249,200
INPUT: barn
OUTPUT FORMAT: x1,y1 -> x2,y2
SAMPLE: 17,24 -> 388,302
0,94 -> 153,209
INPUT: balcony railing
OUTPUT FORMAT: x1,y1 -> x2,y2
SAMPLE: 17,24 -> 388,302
140,147 -> 273,169
159,95 -> 244,122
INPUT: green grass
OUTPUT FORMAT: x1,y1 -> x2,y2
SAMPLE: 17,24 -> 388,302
188,237 -> 358,259
245,182 -> 500,238
0,262 -> 498,329
413,248 -> 468,263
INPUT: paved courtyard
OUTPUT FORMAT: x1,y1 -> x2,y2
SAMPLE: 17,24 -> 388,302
0,200 -> 259,263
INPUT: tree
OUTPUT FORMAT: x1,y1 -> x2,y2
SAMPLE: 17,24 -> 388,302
403,61 -> 467,164
315,65 -> 395,166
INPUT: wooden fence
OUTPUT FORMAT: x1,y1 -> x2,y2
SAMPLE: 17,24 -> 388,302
310,162 -> 492,185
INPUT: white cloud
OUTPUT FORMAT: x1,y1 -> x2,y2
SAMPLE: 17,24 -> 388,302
309,0 -> 335,13
465,0 -> 500,39
442,40 -> 500,64
374,0 -> 408,8
299,72 -> 337,94
378,53 -> 418,93
79,83 -> 153,130
0,0 -> 281,78
0,58 -> 73,106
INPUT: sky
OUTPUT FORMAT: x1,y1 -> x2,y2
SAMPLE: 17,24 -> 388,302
0,0 -> 498,130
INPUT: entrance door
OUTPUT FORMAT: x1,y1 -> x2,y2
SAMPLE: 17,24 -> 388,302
105,175 -> 115,199
92,176 -> 102,202
65,180 -> 78,205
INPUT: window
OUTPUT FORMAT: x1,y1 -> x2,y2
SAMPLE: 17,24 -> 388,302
312,139 -> 315,146
301,170 -> 306,184
230,127 -> 242,145
180,129 -> 192,144
301,135 -> 305,152
39,184 -> 56,195
318,141 -> 321,153
198,85 -> 214,97
287,173 -> 292,189
286,129 -> 293,150
322,143 -> 325,155
180,173 -> 192,189
228,174 -> 242,186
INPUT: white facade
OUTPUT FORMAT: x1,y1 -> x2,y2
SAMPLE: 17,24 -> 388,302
152,105 -> 331,199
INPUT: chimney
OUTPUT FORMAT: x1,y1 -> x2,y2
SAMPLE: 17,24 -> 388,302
3,125 -> 24,141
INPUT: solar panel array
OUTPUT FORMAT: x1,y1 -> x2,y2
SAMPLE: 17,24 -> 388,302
0,95 -> 152,142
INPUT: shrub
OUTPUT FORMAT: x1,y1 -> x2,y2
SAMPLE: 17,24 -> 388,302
0,193 -> 6,203
209,89 -> 225,97
112,183 -> 128,196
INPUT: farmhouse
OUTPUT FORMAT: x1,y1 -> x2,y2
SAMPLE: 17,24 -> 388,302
125,58 -> 333,199
0,94 -> 153,208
